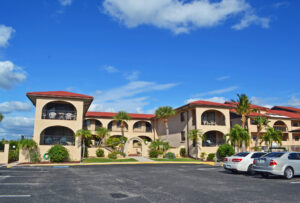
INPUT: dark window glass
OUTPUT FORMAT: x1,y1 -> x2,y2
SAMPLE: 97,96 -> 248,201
234,152 -> 249,157
295,136 -> 300,141
288,153 -> 299,160
264,152 -> 285,158
192,139 -> 196,147
181,112 -> 185,122
251,153 -> 266,159
181,131 -> 186,142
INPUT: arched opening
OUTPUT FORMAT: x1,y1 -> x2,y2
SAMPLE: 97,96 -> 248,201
40,126 -> 75,146
138,136 -> 152,145
201,110 -> 225,126
83,119 -> 103,131
273,121 -> 287,132
108,121 -> 128,132
202,131 -> 225,147
133,121 -> 153,133
42,101 -> 77,120
126,137 -> 145,157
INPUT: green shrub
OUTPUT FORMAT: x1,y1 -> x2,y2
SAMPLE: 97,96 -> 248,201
48,145 -> 69,163
200,152 -> 207,161
164,152 -> 176,160
207,153 -> 216,161
29,150 -> 40,163
217,144 -> 235,161
19,139 -> 37,150
180,148 -> 186,157
96,148 -> 105,157
149,150 -> 163,158
108,151 -> 118,160
251,146 -> 262,152
8,150 -> 19,163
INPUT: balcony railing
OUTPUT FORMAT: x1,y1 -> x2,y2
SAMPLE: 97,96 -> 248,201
42,135 -> 75,146
274,126 -> 287,132
202,120 -> 225,126
42,110 -> 77,120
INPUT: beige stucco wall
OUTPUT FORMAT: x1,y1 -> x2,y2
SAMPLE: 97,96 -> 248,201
0,144 -> 9,164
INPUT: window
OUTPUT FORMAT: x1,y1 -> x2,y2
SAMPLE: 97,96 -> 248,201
295,136 -> 300,141
264,152 -> 285,158
180,112 -> 185,122
234,152 -> 250,157
292,121 -> 299,127
288,153 -> 299,160
250,119 -> 256,125
252,135 -> 257,141
251,153 -> 266,159
181,131 -> 186,142
192,110 -> 196,126
192,139 -> 196,147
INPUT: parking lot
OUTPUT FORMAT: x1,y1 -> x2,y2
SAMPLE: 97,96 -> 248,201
0,164 -> 299,203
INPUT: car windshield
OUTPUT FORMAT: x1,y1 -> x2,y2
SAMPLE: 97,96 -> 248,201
264,152 -> 285,158
234,152 -> 249,157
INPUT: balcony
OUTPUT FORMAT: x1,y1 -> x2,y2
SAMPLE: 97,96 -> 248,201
201,110 -> 226,126
42,110 -> 77,120
274,126 -> 287,132
133,121 -> 152,133
40,126 -> 75,146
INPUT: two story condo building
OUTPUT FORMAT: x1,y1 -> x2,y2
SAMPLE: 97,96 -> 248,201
21,91 -> 300,162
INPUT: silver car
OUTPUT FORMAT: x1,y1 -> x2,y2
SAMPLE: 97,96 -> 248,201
253,152 -> 300,179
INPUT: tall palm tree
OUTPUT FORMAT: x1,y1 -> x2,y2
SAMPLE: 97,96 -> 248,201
188,129 -> 205,159
226,125 -> 250,152
232,94 -> 254,129
75,129 -> 92,159
113,111 -> 131,152
0,113 -> 3,122
254,116 -> 270,147
155,106 -> 176,135
95,127 -> 110,146
260,127 -> 283,150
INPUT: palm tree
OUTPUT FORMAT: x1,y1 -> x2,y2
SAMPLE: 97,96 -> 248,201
75,129 -> 92,159
232,94 -> 254,129
188,129 -> 205,159
226,125 -> 250,152
19,139 -> 38,162
113,111 -> 131,152
254,116 -> 270,147
0,113 -> 3,122
149,138 -> 170,152
155,106 -> 176,135
95,127 -> 110,146
260,127 -> 283,150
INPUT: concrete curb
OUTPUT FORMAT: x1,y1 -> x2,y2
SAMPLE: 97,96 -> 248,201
8,161 -> 217,168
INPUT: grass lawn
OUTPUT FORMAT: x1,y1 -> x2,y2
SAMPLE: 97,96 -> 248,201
151,158 -> 206,162
82,158 -> 138,163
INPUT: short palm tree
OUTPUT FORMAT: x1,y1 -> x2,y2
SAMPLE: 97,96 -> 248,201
19,139 -> 38,162
188,129 -> 205,159
113,111 -> 131,152
0,113 -> 3,122
75,129 -> 92,159
155,106 -> 176,135
226,125 -> 250,152
95,127 -> 110,145
149,138 -> 170,152
254,116 -> 270,147
260,127 -> 283,150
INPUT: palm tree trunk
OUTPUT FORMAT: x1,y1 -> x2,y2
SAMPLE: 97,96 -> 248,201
242,141 -> 246,152
121,126 -> 125,153
255,131 -> 260,148
164,119 -> 169,135
196,142 -> 198,159
82,139 -> 85,159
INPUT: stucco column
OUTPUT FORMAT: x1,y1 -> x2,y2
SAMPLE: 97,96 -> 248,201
4,144 -> 9,164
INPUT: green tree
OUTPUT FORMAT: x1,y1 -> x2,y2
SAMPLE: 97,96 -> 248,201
260,127 -> 283,150
113,111 -> 131,152
254,116 -> 270,147
95,127 -> 110,145
0,113 -> 3,122
19,139 -> 38,162
188,129 -> 205,159
226,125 -> 250,152
75,129 -> 92,159
155,106 -> 176,135
149,138 -> 170,152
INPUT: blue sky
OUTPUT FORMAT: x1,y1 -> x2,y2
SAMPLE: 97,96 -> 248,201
0,0 -> 299,140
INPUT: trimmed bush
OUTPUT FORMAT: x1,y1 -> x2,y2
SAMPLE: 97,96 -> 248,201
149,150 -> 163,158
48,145 -> 69,163
217,144 -> 235,161
96,148 -> 105,157
164,152 -> 176,160
200,152 -> 207,161
108,151 -> 118,160
207,153 -> 215,161
8,150 -> 19,163
180,148 -> 186,157
29,150 -> 40,163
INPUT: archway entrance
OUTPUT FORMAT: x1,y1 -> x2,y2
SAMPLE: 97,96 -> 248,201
125,137 -> 146,157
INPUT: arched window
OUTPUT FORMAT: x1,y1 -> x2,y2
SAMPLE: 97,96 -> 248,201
133,121 -> 152,133
40,126 -> 75,146
274,121 -> 287,132
201,110 -> 225,126
42,101 -> 77,120
202,131 -> 225,147
108,121 -> 128,132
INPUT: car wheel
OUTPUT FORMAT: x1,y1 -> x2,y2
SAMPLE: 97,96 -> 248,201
284,167 -> 294,180
261,173 -> 269,178
247,165 -> 255,176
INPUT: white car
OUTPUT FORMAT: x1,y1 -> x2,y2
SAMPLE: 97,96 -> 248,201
224,152 -> 267,175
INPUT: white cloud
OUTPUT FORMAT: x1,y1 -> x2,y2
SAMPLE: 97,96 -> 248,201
193,86 -> 238,97
90,81 -> 178,113
59,0 -> 73,6
104,65 -> 119,73
0,61 -> 26,89
103,0 -> 269,34
0,25 -> 15,47
185,96 -> 227,104
232,13 -> 270,30
125,71 -> 139,81
250,96 -> 278,108
0,117 -> 34,140
286,96 -> 300,107
216,75 -> 231,81
0,101 -> 32,114
273,2 -> 289,8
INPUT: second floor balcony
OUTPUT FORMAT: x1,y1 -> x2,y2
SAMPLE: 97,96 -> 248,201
42,101 -> 77,121
201,110 -> 226,126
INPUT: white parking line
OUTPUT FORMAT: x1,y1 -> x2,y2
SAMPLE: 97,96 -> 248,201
0,183 -> 40,186
0,170 -> 48,173
290,182 -> 300,184
0,195 -> 31,198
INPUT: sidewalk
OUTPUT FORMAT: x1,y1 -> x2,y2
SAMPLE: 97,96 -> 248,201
130,156 -> 154,162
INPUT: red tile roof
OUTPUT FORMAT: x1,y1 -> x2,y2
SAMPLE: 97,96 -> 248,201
225,101 -> 269,111
86,112 -> 155,119
26,91 -> 94,99
230,109 -> 269,117
266,110 -> 300,119
190,100 -> 232,108
272,106 -> 300,114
